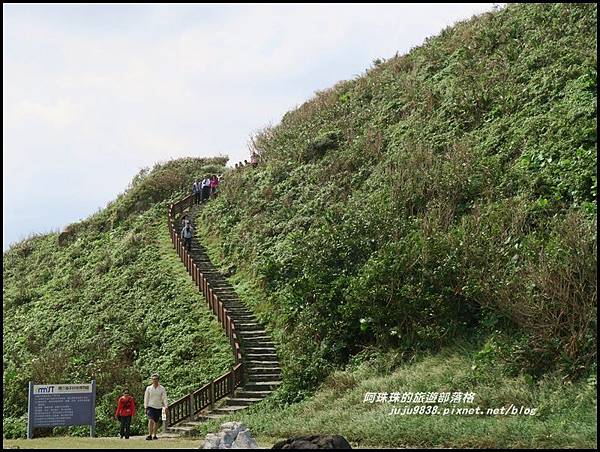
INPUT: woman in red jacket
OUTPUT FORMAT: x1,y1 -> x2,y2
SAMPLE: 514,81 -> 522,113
115,388 -> 136,439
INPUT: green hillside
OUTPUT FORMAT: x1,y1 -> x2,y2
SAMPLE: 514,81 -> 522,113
200,1 -> 596,389
3,2 -> 596,448
194,3 -> 596,447
3,158 -> 231,438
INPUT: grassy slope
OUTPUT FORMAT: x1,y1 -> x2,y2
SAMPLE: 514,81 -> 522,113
195,3 -> 597,448
192,345 -> 596,448
3,158 -> 233,438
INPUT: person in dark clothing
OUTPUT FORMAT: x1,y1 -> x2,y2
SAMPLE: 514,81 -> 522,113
181,215 -> 190,230
192,180 -> 198,202
194,180 -> 202,203
181,223 -> 193,251
115,388 -> 136,439
201,176 -> 211,203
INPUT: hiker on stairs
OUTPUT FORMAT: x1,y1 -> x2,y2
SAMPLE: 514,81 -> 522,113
192,181 -> 200,199
210,175 -> 219,198
181,223 -> 193,252
201,176 -> 211,203
181,214 -> 190,230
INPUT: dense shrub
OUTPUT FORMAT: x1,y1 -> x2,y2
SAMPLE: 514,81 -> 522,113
199,3 -> 597,402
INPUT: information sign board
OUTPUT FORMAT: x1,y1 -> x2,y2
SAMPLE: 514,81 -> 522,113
27,380 -> 96,439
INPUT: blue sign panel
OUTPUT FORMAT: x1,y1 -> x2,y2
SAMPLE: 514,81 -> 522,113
27,381 -> 96,439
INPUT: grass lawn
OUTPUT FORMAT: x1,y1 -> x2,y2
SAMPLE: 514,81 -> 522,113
193,346 -> 598,449
1,435 -> 281,449
2,436 -> 202,449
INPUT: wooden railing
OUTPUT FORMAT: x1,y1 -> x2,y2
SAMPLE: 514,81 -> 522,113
165,193 -> 244,427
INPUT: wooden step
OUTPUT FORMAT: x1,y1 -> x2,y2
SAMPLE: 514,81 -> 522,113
235,390 -> 272,398
241,338 -> 272,344
166,426 -> 196,436
239,330 -> 269,336
242,340 -> 275,347
244,381 -> 282,390
247,365 -> 282,372
213,405 -> 249,414
247,373 -> 282,382
195,413 -> 226,421
246,360 -> 281,368
246,353 -> 278,361
225,397 -> 263,406
235,323 -> 264,330
181,420 -> 209,427
244,347 -> 277,353
242,340 -> 273,346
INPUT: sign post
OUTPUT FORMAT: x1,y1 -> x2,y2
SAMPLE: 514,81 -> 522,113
27,380 -> 96,439
90,379 -> 96,438
27,382 -> 33,440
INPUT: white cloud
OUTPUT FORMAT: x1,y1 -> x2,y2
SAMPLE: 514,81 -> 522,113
10,99 -> 79,128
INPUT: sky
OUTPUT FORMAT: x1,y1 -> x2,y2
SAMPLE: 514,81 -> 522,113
3,3 -> 499,250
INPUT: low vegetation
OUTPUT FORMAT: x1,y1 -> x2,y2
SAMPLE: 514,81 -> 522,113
194,345 -> 597,448
3,158 -> 231,438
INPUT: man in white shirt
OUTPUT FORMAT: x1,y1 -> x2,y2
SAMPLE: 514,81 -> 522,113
144,373 -> 168,440
201,177 -> 211,203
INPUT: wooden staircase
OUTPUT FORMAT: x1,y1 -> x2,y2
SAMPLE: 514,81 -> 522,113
166,200 -> 281,435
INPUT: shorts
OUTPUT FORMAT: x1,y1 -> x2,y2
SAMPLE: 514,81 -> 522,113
146,407 -> 162,422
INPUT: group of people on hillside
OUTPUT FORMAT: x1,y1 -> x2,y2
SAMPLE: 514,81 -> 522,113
192,175 -> 221,204
234,151 -> 259,170
114,374 -> 168,440
182,174 -> 222,252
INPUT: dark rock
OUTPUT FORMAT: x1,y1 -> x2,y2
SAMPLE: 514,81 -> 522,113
272,435 -> 352,449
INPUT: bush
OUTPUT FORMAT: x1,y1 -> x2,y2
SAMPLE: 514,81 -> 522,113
198,2 -> 597,404
3,415 -> 27,439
